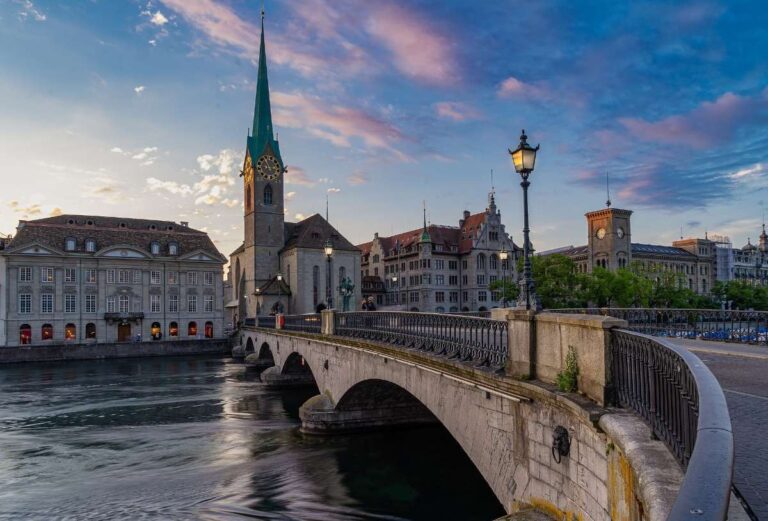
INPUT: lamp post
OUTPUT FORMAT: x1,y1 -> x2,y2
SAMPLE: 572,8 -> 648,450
499,246 -> 509,308
509,129 -> 541,311
276,273 -> 284,314
324,239 -> 334,309
255,287 -> 261,316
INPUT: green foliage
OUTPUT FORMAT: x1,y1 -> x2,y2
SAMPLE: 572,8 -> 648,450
488,278 -> 519,305
711,280 -> 768,310
556,346 -> 579,392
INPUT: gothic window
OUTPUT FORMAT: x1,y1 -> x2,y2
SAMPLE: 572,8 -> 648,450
245,185 -> 252,211
477,253 -> 486,270
263,185 -> 273,205
490,254 -> 498,270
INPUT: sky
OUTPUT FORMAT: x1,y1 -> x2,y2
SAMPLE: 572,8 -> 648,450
1,0 -> 767,257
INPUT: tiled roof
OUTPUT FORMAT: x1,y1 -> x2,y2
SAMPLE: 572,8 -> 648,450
459,212 -> 487,253
5,214 -> 225,261
631,243 -> 696,258
282,214 -> 359,253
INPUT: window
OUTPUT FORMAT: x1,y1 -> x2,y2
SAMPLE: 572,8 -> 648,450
263,185 -> 273,205
85,269 -> 97,284
65,238 -> 76,251
490,255 -> 498,270
151,271 -> 161,285
462,260 -> 468,269
477,275 -> 486,285
106,296 -> 116,313
85,239 -> 96,252
86,323 -> 96,339
133,270 -> 141,284
19,267 -> 31,282
169,295 -> 179,313
204,272 -> 214,286
85,294 -> 96,313
63,268 -> 76,283
205,321 -> 214,339
410,292 -> 419,303
449,275 -> 458,285
41,267 -> 54,283
435,291 -> 445,303
41,324 -> 53,340
435,275 -> 445,285
449,291 -> 459,303
151,322 -> 162,339
477,254 -> 486,270
20,325 -> 31,345
169,321 -> 179,337
245,185 -> 252,211
119,295 -> 129,313
151,242 -> 160,255
421,274 -> 431,285
65,323 -> 76,341
187,272 -> 198,285
462,291 -> 468,302
490,275 -> 498,284
18,294 -> 31,314
204,295 -> 214,312
373,254 -> 380,263
118,270 -> 130,284
169,243 -> 178,256
65,294 -> 76,313
435,259 -> 445,270
41,294 -> 53,313
478,291 -> 487,302
168,271 -> 178,284
150,295 -> 161,313
107,269 -> 115,284
188,321 -> 198,337
462,275 -> 468,285
188,295 -> 197,313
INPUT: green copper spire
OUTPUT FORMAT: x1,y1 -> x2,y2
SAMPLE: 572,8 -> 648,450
248,9 -> 282,164
420,203 -> 432,243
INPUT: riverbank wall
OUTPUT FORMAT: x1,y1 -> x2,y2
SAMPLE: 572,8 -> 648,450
0,338 -> 232,363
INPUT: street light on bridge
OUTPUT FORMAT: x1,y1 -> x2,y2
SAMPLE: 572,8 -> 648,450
499,246 -> 509,308
324,238 -> 334,309
509,129 -> 541,311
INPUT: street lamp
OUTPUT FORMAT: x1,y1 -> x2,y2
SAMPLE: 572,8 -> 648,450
509,129 -> 541,311
276,273 -> 284,314
499,246 -> 509,308
324,238 -> 334,309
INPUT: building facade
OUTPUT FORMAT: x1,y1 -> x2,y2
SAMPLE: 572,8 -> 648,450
228,16 -> 361,318
1,215 -> 226,346
358,194 -> 521,312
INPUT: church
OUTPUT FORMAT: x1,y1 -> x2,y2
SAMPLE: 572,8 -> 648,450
228,14 -> 361,319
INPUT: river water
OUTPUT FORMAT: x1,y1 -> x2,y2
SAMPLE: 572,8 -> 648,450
0,356 -> 504,520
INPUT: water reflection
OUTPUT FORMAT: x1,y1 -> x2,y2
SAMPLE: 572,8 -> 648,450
0,356 -> 503,520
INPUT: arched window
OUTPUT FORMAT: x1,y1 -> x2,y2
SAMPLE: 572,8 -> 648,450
150,242 -> 160,255
312,265 -> 319,306
205,321 -> 213,338
188,321 -> 198,337
41,324 -> 53,341
151,322 -> 161,340
169,321 -> 178,337
168,242 -> 178,256
477,253 -> 486,270
65,323 -> 76,341
490,254 -> 498,270
19,324 -> 31,345
245,185 -> 251,211
65,238 -> 76,251
86,323 -> 96,340
263,185 -> 273,205
85,239 -> 96,252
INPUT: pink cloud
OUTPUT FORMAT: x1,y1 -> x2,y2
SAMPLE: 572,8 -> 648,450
347,171 -> 368,185
434,101 -> 480,122
619,91 -> 768,149
285,165 -> 315,187
366,4 -> 458,85
497,76 -> 544,99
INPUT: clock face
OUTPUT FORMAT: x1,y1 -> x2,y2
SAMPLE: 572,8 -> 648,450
617,227 -> 625,239
596,228 -> 606,239
256,154 -> 282,180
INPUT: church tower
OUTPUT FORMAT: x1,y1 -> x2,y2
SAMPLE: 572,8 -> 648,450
242,10 -> 285,290
585,207 -> 633,272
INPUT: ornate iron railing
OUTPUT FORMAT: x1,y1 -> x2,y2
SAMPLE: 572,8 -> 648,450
244,318 -> 256,328
333,311 -> 508,369
257,315 -> 276,328
283,313 -> 321,334
611,330 -> 733,520
547,307 -> 768,344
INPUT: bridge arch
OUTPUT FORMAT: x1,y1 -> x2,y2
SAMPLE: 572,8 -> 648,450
257,341 -> 274,363
245,337 -> 255,354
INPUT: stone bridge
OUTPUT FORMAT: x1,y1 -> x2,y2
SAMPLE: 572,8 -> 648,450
237,310 -> 736,521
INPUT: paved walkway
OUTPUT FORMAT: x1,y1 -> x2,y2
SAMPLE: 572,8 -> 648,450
669,338 -> 768,519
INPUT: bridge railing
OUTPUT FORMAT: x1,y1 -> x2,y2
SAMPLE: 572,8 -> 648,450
283,313 -> 321,334
333,311 -> 508,370
257,315 -> 276,328
612,330 -> 733,520
546,307 -> 768,344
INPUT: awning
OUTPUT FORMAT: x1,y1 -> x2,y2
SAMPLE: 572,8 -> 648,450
224,300 -> 239,308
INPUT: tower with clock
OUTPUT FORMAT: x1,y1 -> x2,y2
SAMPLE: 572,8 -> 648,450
585,206 -> 633,272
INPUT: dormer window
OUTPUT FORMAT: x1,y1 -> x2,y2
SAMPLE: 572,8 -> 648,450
150,242 -> 160,255
85,239 -> 96,252
65,238 -> 76,251
169,242 -> 178,256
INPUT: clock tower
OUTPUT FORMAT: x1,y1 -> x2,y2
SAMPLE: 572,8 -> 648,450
585,207 -> 632,272
242,11 -> 285,290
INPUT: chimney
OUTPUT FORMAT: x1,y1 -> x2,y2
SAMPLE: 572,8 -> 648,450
180,221 -> 189,228
463,210 -> 470,219
374,232 -> 379,239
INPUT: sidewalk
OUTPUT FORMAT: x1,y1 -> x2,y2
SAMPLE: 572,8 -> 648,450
668,337 -> 768,360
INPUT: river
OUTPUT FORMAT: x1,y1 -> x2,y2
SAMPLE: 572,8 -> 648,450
0,355 -> 504,520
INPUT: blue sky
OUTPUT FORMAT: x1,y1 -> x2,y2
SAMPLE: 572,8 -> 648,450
1,0 -> 767,257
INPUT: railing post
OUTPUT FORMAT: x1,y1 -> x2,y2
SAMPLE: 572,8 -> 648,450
275,313 -> 284,330
493,308 -> 536,379
321,310 -> 335,335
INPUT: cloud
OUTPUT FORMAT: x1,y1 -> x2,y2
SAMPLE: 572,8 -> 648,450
110,147 -> 124,154
327,187 -> 341,193
285,191 -> 296,201
365,3 -> 458,85
8,200 -> 43,218
729,163 -> 765,181
49,207 -> 63,217
150,11 -> 169,26
347,171 -> 368,186
619,91 -> 768,149
294,213 -> 306,221
134,85 -> 145,94
146,177 -> 193,196
434,102 -> 480,122
14,0 -> 46,22
496,76 -> 545,99
285,165 -> 315,187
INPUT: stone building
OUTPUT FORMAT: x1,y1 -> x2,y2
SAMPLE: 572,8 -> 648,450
228,15 -> 361,318
711,228 -> 768,285
357,194 -> 521,312
0,215 -> 226,346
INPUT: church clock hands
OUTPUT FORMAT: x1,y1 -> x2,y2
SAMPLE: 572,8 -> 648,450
256,154 -> 282,180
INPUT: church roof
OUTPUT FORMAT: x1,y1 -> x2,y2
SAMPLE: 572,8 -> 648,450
256,275 -> 292,296
282,214 -> 359,253
5,214 -> 225,261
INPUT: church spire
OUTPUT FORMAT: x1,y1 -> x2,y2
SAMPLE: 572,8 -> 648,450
249,8 -> 280,163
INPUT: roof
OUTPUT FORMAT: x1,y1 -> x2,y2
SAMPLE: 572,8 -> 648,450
631,243 -> 697,258
282,214 -> 359,253
545,245 -> 589,257
5,214 -> 225,261
256,276 -> 292,296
